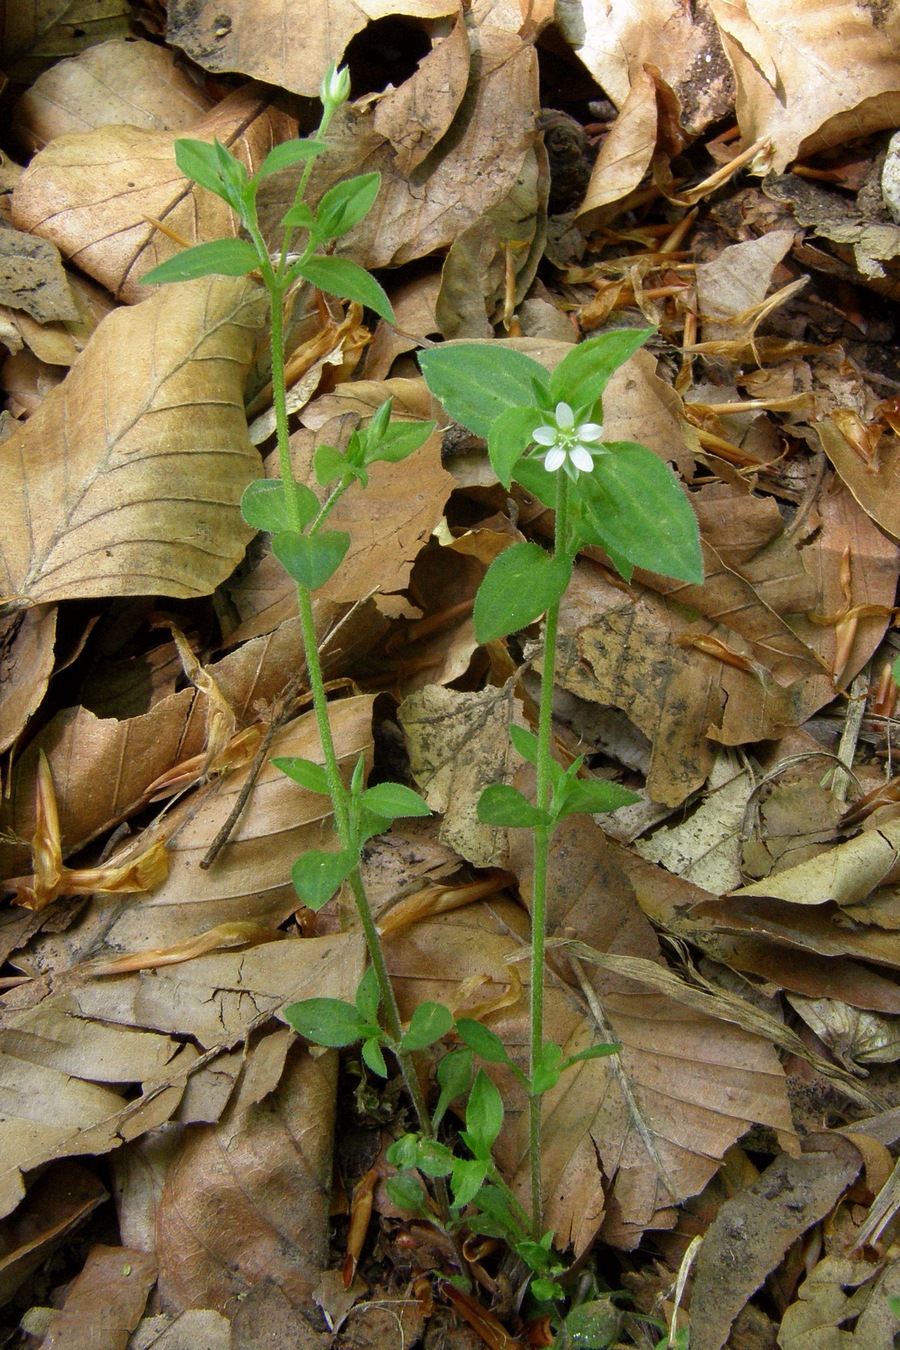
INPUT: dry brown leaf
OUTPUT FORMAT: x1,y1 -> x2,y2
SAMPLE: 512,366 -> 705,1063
40,1243 -> 157,1350
777,1251 -> 900,1349
0,605 -> 56,754
0,275 -> 264,610
12,88 -> 293,301
816,419 -> 900,542
3,0 -> 133,86
11,37 -> 212,152
373,7 -> 470,174
0,224 -> 78,322
689,1135 -> 863,1350
0,1161 -> 107,1306
578,66 -> 658,222
696,229 -> 796,343
733,814 -> 900,909
155,1039 -> 336,1316
166,0 -> 459,97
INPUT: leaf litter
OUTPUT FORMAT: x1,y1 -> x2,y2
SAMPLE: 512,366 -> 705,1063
3,3 -> 900,1347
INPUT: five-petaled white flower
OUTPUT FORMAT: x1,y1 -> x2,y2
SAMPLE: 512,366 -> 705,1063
532,402 -> 605,479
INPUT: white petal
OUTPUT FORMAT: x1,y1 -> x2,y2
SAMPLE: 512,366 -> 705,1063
532,426 -> 558,446
570,445 -> 596,473
543,446 -> 566,472
577,421 -> 604,441
555,402 -> 575,429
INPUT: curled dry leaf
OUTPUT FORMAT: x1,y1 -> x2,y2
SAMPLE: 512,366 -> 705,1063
0,275 -> 265,610
12,87 -> 293,301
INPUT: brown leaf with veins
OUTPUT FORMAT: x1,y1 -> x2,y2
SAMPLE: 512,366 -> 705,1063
0,275 -> 265,610
12,87 -> 293,301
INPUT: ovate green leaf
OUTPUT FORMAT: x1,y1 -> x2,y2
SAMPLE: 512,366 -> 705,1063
142,238 -> 259,285
273,529 -> 350,590
418,344 -> 548,438
473,542 -> 571,643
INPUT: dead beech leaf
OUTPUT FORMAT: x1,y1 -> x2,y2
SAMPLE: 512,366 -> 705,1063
3,0 -> 133,86
696,230 -> 796,344
399,680 -> 522,868
373,7 -> 470,174
689,1135 -> 863,1350
155,1040 -> 336,1316
778,1251 -> 900,1349
0,276 -> 264,610
0,225 -> 78,322
39,1243 -> 157,1350
0,605 -> 56,754
166,0 -> 458,97
0,1161 -> 107,1307
12,37 -> 211,152
11,88 -> 293,301
816,419 -> 900,542
578,66 -> 658,222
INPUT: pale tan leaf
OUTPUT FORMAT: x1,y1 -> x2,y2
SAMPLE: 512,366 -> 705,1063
12,38 -> 212,152
0,276 -> 264,609
816,419 -> 900,542
373,7 -> 470,173
3,0 -> 133,86
41,1244 -> 157,1350
733,814 -> 900,909
0,225 -> 78,322
696,230 -> 796,343
778,1251 -> 900,1349
11,88 -> 293,301
156,1040 -> 336,1315
0,605 -> 56,754
166,0 -> 458,97
578,66 -> 657,222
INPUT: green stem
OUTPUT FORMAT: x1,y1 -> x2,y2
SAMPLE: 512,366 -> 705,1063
528,471 -> 569,1239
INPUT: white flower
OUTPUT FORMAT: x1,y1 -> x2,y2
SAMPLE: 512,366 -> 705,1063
532,402 -> 605,479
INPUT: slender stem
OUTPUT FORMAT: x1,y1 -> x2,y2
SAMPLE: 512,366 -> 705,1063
528,471 -> 569,1238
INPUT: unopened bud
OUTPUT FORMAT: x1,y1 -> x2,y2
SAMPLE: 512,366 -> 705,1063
321,62 -> 351,109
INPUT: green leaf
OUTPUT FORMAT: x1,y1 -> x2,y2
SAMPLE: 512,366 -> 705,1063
272,755 -> 329,794
473,542 -> 571,643
141,238 -> 260,285
240,478 -> 319,532
385,1173 -> 429,1215
313,444 -> 347,486
512,453 -> 562,509
273,529 -> 350,590
561,1297 -> 623,1348
487,405 -> 543,487
314,172 -> 381,239
530,1277 -> 565,1303
531,1040 -> 564,1095
477,784 -> 548,829
418,343 -> 549,438
456,1019 -> 512,1065
401,1002 -> 454,1052
282,201 -> 315,232
555,777 -> 641,821
561,1042 -> 620,1070
548,328 -> 653,409
387,1133 -> 454,1178
257,137 -> 328,179
173,138 -> 235,201
509,724 -> 539,766
450,1156 -> 490,1209
284,996 -> 369,1046
213,138 -> 248,202
354,964 -> 381,1024
364,419 -> 435,467
293,255 -> 395,323
464,1069 -> 504,1155
579,444 -> 703,583
362,1035 -> 388,1076
360,782 -> 431,821
433,1048 -> 473,1128
291,848 -> 355,910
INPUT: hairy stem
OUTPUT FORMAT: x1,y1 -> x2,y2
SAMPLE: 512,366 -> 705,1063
528,471 -> 569,1237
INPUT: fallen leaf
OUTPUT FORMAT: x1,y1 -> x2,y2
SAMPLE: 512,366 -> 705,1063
0,275 -> 265,608
40,1243 -> 157,1350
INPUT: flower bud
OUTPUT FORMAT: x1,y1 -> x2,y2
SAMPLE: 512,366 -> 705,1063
321,62 -> 351,109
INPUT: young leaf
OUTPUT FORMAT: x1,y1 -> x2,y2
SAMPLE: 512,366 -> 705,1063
141,238 -> 260,285
213,138 -> 249,203
400,1001 -> 454,1052
548,328 -> 653,409
473,542 -> 572,643
418,343 -> 548,439
509,724 -> 539,766
257,137 -> 328,179
272,755 -> 329,795
284,996 -> 369,1046
313,444 -> 347,486
456,1019 -> 512,1066
314,172 -> 381,239
512,453 -> 563,510
364,419 -> 436,467
433,1048 -> 473,1128
293,255 -> 395,323
291,847 -> 355,910
385,1173 -> 429,1215
240,478 -> 319,532
354,963 -> 381,1024
362,1035 -> 388,1077
463,1069 -> 504,1156
531,1040 -> 564,1095
387,1133 -> 455,1178
360,782 -> 431,821
281,201 -> 316,232
561,1042 -> 620,1070
173,138 -> 235,201
487,405 -> 543,487
273,528 -> 350,590
554,777 -> 641,820
477,784 -> 549,829
450,1156 -> 490,1209
579,444 -> 703,583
